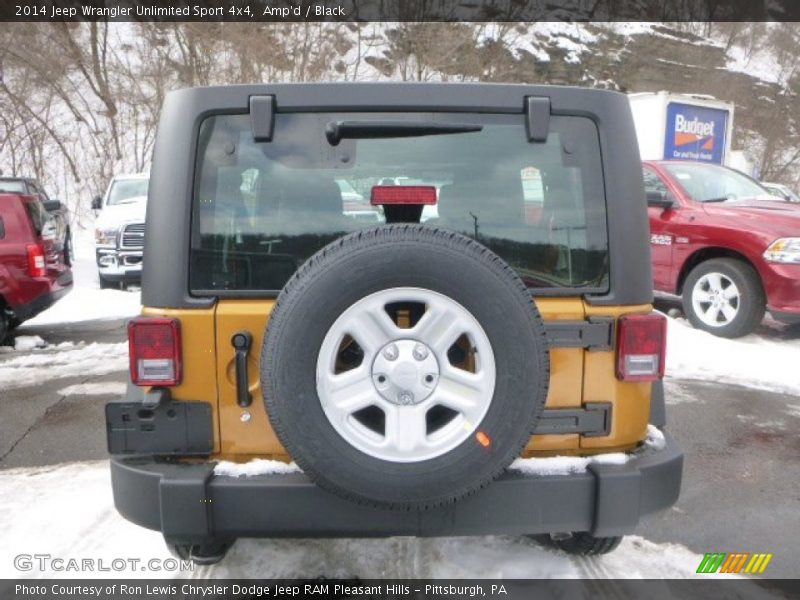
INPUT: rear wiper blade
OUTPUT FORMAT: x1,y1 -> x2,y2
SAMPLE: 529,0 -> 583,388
702,197 -> 731,203
325,120 -> 482,146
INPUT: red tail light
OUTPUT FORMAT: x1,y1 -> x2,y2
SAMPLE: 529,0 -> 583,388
128,317 -> 182,386
616,313 -> 667,381
371,185 -> 437,205
26,244 -> 46,278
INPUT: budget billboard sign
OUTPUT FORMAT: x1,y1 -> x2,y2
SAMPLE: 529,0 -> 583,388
664,102 -> 729,164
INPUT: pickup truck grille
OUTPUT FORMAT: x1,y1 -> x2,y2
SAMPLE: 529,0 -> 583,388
120,223 -> 145,250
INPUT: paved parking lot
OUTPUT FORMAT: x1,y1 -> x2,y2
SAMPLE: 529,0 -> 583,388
1,316 -> 799,577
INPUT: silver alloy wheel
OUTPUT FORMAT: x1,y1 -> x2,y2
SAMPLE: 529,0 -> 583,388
691,272 -> 741,328
316,287 -> 496,463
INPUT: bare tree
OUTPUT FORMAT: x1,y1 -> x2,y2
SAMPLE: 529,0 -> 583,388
2,19 -> 800,219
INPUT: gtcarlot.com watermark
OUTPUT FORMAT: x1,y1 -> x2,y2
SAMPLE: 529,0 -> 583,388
14,553 -> 194,573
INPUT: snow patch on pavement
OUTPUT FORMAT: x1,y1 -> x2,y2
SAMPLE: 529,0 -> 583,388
664,380 -> 702,405
754,420 -> 787,431
0,460 -> 736,580
13,335 -> 47,351
57,382 -> 127,397
785,404 -> 800,419
19,225 -> 141,329
666,317 -> 800,396
22,288 -> 141,327
0,462 -> 167,580
214,459 -> 302,477
0,342 -> 128,391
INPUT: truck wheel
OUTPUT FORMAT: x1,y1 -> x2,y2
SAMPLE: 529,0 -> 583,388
682,258 -> 765,338
532,532 -> 623,555
261,225 -> 550,510
165,539 -> 234,566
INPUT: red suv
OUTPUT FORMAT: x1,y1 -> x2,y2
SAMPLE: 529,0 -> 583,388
644,160 -> 800,337
0,192 -> 73,343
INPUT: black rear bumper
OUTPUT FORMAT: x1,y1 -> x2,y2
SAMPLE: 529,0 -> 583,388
110,432 -> 682,544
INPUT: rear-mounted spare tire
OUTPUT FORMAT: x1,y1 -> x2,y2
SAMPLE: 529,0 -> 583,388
261,225 -> 550,510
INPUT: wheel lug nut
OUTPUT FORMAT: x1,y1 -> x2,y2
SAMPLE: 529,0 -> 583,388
397,391 -> 414,405
412,344 -> 428,360
382,344 -> 399,361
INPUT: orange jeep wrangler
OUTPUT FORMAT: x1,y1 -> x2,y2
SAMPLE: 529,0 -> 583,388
107,83 -> 682,564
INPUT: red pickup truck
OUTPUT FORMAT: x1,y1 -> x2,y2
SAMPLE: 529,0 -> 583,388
644,160 -> 800,337
0,192 -> 73,343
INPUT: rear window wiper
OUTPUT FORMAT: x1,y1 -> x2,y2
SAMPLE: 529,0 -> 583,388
702,196 -> 731,203
325,120 -> 483,146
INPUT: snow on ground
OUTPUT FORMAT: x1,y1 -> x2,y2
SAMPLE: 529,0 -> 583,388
19,225 -> 141,329
57,382 -> 127,396
0,460 -> 766,583
0,227 -> 134,385
664,380 -> 703,406
724,26 -> 789,86
23,286 -> 141,327
13,335 -> 47,351
528,22 -> 598,64
665,317 -> 800,396
0,342 -> 128,391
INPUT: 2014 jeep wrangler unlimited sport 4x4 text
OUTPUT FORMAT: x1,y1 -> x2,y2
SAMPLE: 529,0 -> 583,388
106,83 -> 682,565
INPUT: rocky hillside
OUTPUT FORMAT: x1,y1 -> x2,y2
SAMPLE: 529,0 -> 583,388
364,22 -> 796,182
523,24 -> 788,164
1,21 -> 797,213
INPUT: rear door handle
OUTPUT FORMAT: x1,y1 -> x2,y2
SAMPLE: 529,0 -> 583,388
231,331 -> 253,407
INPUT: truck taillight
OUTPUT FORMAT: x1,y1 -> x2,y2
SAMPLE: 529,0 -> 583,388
128,317 -> 182,386
616,313 -> 667,381
26,244 -> 46,278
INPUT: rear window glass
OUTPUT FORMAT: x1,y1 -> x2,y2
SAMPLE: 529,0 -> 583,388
24,198 -> 47,236
190,112 -> 608,294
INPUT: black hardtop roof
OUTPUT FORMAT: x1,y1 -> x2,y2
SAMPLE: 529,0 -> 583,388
166,81 -> 626,114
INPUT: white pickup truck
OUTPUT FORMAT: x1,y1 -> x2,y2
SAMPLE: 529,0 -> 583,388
92,173 -> 148,289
